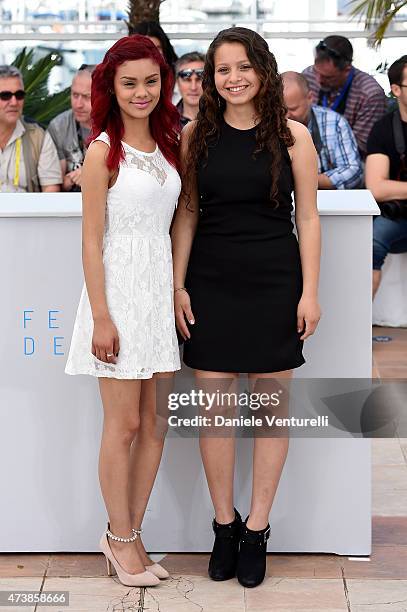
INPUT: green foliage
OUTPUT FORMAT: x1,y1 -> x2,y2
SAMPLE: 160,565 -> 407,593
12,47 -> 71,126
349,0 -> 407,47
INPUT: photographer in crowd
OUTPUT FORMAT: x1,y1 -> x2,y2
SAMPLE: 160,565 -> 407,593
47,65 -> 94,192
283,71 -> 362,189
366,56 -> 407,297
175,52 -> 205,128
0,65 -> 61,192
302,36 -> 387,157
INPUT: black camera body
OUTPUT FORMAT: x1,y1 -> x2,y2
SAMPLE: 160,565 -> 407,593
67,147 -> 83,192
379,199 -> 407,220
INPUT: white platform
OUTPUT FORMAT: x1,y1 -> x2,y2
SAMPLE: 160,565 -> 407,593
0,191 -> 378,554
373,253 -> 407,328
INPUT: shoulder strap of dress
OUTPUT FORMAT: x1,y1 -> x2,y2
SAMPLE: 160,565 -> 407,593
91,131 -> 110,147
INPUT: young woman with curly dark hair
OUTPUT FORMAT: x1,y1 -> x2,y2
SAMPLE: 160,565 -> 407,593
171,27 -> 321,588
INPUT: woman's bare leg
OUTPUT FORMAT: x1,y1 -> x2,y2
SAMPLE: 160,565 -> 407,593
128,372 -> 173,565
98,377 -> 145,574
246,370 -> 292,530
197,370 -> 239,524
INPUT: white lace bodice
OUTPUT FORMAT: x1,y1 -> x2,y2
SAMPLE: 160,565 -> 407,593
94,131 -> 181,239
64,131 -> 182,379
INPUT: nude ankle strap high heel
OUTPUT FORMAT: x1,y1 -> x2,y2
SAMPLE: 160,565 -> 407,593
144,562 -> 170,579
132,527 -> 170,579
99,523 -> 160,587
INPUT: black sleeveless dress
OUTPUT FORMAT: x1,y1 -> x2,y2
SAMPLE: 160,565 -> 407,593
183,119 -> 305,373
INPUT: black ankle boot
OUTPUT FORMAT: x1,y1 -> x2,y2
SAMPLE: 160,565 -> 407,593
236,518 -> 270,588
208,508 -> 242,581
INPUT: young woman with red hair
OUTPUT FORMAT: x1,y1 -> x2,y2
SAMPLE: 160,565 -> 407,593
65,35 -> 181,587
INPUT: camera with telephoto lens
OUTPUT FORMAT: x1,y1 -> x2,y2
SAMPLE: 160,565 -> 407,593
379,164 -> 407,220
67,147 -> 83,192
379,200 -> 407,220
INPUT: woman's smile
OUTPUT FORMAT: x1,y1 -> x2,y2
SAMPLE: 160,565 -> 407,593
130,99 -> 152,108
225,84 -> 249,94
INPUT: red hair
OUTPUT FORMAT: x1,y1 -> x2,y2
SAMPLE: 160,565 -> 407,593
89,35 -> 180,171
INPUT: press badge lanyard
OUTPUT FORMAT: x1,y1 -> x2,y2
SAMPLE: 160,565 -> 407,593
0,137 -> 22,188
321,67 -> 355,112
75,121 -> 87,157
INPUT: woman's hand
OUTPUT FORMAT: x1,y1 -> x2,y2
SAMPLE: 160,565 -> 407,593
92,316 -> 120,363
174,289 -> 195,340
297,295 -> 321,340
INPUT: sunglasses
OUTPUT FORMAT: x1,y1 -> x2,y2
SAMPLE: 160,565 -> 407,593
316,41 -> 350,63
0,90 -> 25,101
177,68 -> 204,81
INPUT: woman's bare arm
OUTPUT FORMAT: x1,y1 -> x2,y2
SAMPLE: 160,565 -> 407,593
171,121 -> 200,339
366,153 -> 407,201
288,119 -> 321,339
81,141 -> 119,362
81,141 -> 110,320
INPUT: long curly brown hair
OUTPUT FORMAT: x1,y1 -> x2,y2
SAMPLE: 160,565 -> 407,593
183,27 -> 294,208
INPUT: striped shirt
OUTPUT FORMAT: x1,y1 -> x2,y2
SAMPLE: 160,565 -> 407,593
308,105 -> 362,190
302,65 -> 387,156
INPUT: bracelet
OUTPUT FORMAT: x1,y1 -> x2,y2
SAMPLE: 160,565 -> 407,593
174,287 -> 187,293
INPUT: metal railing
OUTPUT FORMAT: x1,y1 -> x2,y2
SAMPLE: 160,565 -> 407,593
0,16 -> 406,41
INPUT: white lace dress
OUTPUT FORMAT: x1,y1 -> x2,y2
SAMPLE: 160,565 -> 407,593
65,131 -> 181,379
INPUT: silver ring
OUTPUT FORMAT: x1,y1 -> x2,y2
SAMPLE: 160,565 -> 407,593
106,353 -> 113,357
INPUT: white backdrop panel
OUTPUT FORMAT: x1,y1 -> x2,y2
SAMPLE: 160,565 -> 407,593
0,192 -> 376,554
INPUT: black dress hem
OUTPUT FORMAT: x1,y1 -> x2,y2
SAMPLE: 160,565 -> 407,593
182,355 -> 305,374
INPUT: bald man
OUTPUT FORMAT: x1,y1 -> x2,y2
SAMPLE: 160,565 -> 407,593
47,65 -> 94,191
282,71 -> 363,190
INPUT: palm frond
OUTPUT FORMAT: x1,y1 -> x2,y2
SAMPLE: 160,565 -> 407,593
349,0 -> 393,24
11,47 -> 70,126
12,48 -> 35,73
348,0 -> 407,47
30,89 -> 71,124
374,3 -> 406,38
21,52 -> 61,93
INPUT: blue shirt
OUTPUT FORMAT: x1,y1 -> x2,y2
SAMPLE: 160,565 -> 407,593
308,105 -> 363,189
